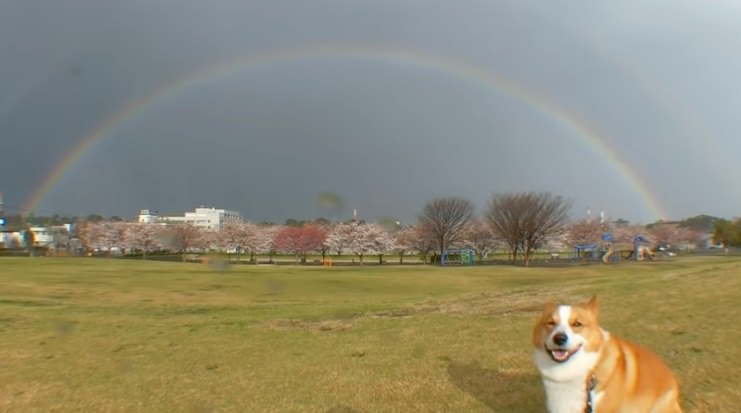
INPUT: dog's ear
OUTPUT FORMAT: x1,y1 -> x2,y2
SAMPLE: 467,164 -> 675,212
586,295 -> 599,318
542,301 -> 557,316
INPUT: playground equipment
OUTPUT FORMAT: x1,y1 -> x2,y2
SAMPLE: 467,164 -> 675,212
632,235 -> 655,261
601,245 -> 616,264
571,233 -> 663,264
573,233 -> 620,264
441,248 -> 475,266
573,244 -> 601,262
600,232 -> 619,264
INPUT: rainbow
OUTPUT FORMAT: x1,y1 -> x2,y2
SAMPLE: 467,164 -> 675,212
23,44 -> 670,220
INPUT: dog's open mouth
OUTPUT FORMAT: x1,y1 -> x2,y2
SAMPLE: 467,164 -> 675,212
547,344 -> 582,363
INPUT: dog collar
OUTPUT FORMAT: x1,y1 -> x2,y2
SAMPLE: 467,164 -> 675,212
585,374 -> 597,413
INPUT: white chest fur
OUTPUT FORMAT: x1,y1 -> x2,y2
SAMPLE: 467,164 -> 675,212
534,348 -> 600,413
541,378 -> 589,413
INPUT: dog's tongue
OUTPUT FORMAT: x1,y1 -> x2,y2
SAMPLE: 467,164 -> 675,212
552,350 -> 569,361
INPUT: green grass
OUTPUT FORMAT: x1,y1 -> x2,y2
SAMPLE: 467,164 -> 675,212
0,256 -> 739,412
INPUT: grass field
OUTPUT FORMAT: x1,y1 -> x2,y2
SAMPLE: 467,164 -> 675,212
1,256 -> 739,412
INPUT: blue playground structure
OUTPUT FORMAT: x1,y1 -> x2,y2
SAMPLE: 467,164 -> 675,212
633,235 -> 649,249
441,248 -> 475,266
631,235 -> 654,261
572,232 -> 619,263
573,244 -> 600,262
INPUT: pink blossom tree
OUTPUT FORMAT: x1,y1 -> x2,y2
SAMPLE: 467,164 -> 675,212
462,219 -> 500,262
566,218 -> 606,246
217,221 -> 260,261
162,223 -> 208,262
124,223 -> 163,259
363,223 -> 396,264
647,223 -> 705,251
253,224 -> 280,263
612,223 -> 652,245
393,222 -> 437,264
393,225 -> 418,264
272,224 -> 327,263
326,222 -> 394,265
325,223 -> 354,256
77,221 -> 100,254
78,221 -> 127,256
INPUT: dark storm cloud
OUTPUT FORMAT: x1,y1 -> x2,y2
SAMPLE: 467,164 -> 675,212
2,0 -> 740,222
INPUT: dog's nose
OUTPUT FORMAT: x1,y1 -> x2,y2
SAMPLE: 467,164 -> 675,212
553,333 -> 568,346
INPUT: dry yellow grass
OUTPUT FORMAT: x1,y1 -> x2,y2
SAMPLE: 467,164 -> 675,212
0,256 -> 739,412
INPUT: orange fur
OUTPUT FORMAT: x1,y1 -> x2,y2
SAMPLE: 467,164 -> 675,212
532,296 -> 682,413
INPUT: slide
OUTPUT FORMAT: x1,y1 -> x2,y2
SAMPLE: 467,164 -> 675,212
602,246 -> 615,264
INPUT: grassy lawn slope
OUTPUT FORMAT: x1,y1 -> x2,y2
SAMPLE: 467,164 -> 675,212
1,256 -> 739,412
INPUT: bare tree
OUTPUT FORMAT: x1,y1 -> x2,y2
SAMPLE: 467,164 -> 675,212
417,197 -> 474,262
486,195 -> 525,263
487,192 -> 570,266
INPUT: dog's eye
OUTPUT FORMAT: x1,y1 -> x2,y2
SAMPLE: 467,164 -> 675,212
572,321 -> 583,327
547,320 -> 556,326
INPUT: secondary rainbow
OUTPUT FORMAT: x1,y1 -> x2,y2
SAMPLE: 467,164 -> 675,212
23,44 -> 669,219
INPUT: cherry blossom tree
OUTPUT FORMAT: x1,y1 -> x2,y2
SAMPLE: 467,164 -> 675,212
78,221 -> 127,256
217,221 -> 260,261
124,223 -> 163,259
76,221 -> 99,254
462,219 -> 499,262
677,227 -> 705,250
566,218 -> 606,246
313,220 -> 334,262
612,223 -> 652,245
326,222 -> 394,265
272,224 -> 327,263
108,222 -> 129,255
393,222 -> 437,264
364,223 -> 396,264
325,222 -> 354,256
393,225 -> 417,264
162,223 -> 208,262
647,223 -> 679,248
254,224 -> 280,263
647,223 -> 705,251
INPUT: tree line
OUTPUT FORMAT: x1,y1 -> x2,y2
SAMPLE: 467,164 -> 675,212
8,192 -> 725,264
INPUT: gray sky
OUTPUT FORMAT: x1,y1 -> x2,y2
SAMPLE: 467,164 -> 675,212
2,0 -> 740,224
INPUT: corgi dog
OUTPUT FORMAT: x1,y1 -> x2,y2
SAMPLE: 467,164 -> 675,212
532,296 -> 682,413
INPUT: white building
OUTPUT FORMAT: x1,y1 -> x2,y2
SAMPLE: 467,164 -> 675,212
138,207 -> 242,230
138,209 -> 159,224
